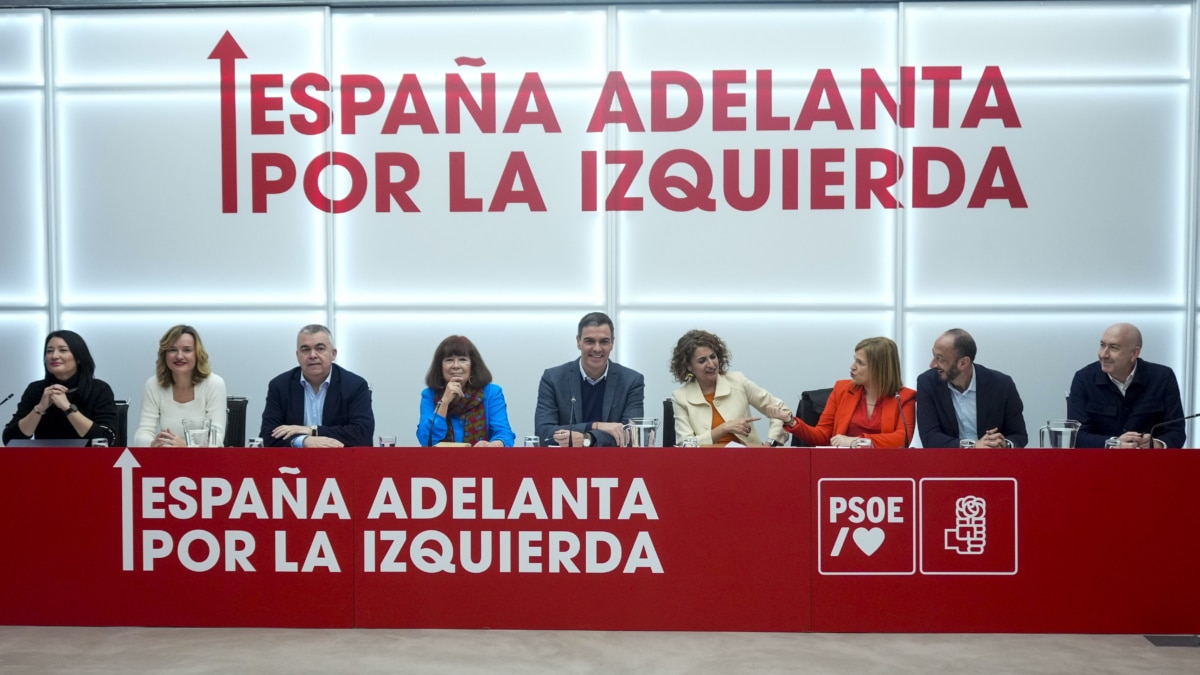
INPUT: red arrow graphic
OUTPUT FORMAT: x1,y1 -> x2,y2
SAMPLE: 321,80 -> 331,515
208,31 -> 247,214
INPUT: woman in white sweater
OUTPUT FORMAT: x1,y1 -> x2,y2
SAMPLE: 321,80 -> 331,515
133,325 -> 227,447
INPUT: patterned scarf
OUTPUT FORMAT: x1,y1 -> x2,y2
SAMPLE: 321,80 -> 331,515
445,387 -> 487,445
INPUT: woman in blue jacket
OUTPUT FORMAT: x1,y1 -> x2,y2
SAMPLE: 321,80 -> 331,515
417,335 -> 515,447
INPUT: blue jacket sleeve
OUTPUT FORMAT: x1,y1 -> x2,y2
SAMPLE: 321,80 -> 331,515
1067,369 -> 1109,449
416,387 -> 450,446
485,384 -> 516,447
916,373 -> 959,448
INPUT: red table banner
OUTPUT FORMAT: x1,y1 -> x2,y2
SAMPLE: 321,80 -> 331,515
1,446 -> 1197,633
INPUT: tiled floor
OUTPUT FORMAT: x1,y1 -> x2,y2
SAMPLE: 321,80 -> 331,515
1,627 -> 1198,674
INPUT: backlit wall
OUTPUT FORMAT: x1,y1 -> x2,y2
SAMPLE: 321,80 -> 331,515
1,1 -> 1196,446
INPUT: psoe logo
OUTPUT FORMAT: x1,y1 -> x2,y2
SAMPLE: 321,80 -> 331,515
817,478 -> 916,575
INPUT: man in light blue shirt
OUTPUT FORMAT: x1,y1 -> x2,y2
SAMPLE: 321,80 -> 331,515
259,324 -> 375,447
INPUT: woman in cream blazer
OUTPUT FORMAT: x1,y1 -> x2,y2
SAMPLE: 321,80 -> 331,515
669,330 -> 790,446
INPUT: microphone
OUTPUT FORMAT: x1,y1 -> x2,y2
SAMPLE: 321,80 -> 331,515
568,396 -> 576,447
1148,412 -> 1200,447
0,393 -> 12,407
896,393 -> 910,448
427,395 -> 440,448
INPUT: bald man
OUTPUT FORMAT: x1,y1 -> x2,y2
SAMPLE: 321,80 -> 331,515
1067,323 -> 1185,448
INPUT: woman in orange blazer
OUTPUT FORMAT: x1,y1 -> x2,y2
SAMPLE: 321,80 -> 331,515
766,337 -> 916,448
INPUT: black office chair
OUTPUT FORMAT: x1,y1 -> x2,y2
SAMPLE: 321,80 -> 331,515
662,398 -> 676,448
225,396 -> 248,447
112,399 -> 129,446
789,387 -> 834,447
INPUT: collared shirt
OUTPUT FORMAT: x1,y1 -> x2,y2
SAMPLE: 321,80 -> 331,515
949,368 -> 978,441
578,359 -> 610,385
1108,364 -> 1137,396
292,370 -> 331,447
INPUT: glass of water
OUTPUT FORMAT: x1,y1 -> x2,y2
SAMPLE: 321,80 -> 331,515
378,436 -> 397,447
852,438 -> 874,448
247,437 -> 264,448
523,435 -> 540,447
182,419 -> 212,447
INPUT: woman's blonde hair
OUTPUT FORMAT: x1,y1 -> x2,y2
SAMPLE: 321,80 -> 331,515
156,325 -> 212,387
854,336 -> 902,397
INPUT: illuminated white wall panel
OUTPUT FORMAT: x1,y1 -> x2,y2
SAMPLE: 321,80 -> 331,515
616,6 -> 898,76
332,8 -> 608,85
1,2 -> 1195,448
0,93 -> 48,306
0,314 -> 53,399
53,9 -> 327,88
902,3 -> 1190,80
904,84 -> 1189,306
55,91 -> 329,305
62,311 -> 327,443
903,312 -> 1187,445
0,10 -> 44,87
331,87 -> 608,306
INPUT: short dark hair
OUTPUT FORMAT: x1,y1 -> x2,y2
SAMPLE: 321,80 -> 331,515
669,329 -> 731,383
944,328 -> 977,361
44,330 -> 97,382
577,312 -> 614,339
424,335 -> 493,392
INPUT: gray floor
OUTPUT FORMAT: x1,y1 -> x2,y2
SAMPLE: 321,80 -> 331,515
1,627 -> 1198,674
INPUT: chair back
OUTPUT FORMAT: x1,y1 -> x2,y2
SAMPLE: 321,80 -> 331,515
225,396 -> 248,447
661,398 -> 676,447
790,387 -> 834,447
113,399 -> 129,446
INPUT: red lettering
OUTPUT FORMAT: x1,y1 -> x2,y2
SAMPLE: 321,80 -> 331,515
810,148 -> 845,209
855,148 -> 901,209
755,70 -> 790,132
649,149 -> 715,212
489,152 -> 546,211
340,75 -> 384,135
796,69 -> 853,131
448,152 -> 483,212
606,150 -> 644,211
922,66 -> 962,129
861,67 -> 915,130
968,146 -> 1027,208
250,74 -> 284,135
587,72 -> 645,132
446,73 -> 496,133
251,153 -> 295,212
303,152 -> 367,214
289,73 -> 330,135
651,71 -> 703,132
712,70 -> 747,132
782,148 -> 799,210
503,73 -> 560,133
375,153 -> 420,212
723,149 -> 770,211
911,147 -> 964,208
382,74 -> 439,134
962,65 -> 1021,128
582,151 -> 598,211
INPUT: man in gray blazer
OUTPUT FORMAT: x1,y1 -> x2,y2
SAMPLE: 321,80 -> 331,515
535,312 -> 645,446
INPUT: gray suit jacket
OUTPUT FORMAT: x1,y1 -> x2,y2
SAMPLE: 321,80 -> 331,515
534,359 -> 645,446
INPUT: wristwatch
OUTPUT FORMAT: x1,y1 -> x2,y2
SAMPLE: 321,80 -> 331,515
65,404 -> 79,416
582,432 -> 593,447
